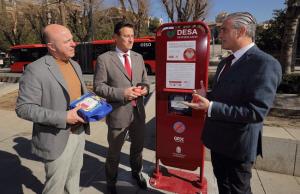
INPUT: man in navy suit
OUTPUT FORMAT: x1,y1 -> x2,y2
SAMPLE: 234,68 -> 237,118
183,12 -> 282,194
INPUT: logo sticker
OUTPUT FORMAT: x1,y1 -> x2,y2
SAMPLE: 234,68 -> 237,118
176,146 -> 182,154
183,48 -> 196,61
172,146 -> 186,158
174,136 -> 184,143
167,30 -> 176,38
173,121 -> 186,134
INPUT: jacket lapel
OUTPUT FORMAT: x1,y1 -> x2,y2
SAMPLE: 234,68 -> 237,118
130,52 -> 138,83
45,55 -> 70,97
217,46 -> 258,83
110,51 -> 131,81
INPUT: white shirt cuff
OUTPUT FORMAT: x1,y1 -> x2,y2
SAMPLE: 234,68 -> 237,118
207,101 -> 213,117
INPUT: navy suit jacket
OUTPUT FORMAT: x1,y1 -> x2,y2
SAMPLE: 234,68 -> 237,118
202,45 -> 282,162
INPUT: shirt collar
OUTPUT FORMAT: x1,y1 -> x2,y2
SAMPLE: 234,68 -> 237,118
233,42 -> 255,61
116,47 -> 131,57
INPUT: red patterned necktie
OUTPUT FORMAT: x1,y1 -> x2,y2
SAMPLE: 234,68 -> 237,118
123,54 -> 132,79
218,54 -> 235,80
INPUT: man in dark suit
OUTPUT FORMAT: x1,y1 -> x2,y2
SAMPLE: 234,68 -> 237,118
93,21 -> 149,194
183,12 -> 282,194
16,24 -> 90,194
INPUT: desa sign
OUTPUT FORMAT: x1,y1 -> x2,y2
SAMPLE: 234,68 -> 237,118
177,29 -> 198,36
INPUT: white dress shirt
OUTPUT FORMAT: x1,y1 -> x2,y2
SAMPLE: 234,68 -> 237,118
116,47 -> 132,68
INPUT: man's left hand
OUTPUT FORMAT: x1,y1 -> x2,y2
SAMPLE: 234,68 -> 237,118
134,86 -> 148,96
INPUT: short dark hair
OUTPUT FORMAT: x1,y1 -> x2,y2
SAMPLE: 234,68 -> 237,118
114,21 -> 134,35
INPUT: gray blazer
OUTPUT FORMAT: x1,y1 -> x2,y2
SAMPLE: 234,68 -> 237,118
93,50 -> 149,128
203,46 -> 282,162
16,54 -> 90,161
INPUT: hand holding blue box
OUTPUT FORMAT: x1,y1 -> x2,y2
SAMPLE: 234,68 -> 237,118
69,92 -> 112,122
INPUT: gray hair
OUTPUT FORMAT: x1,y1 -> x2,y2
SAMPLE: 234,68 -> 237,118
226,12 -> 257,40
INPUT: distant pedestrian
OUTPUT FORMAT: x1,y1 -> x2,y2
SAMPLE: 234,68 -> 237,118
183,12 -> 282,194
16,24 -> 90,194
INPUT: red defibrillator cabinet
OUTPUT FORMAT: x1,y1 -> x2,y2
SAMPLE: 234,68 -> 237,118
149,21 -> 210,194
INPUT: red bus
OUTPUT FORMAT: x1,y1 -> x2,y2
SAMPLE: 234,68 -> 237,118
9,37 -> 156,74
9,44 -> 47,72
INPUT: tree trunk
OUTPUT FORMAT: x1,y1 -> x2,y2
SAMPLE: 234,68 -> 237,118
87,0 -> 93,41
280,0 -> 300,74
59,0 -> 66,26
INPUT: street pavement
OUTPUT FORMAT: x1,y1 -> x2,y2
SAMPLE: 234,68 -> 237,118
0,83 -> 299,194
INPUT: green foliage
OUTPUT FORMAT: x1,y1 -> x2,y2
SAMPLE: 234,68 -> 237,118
93,21 -> 115,40
148,17 -> 161,33
256,9 -> 286,54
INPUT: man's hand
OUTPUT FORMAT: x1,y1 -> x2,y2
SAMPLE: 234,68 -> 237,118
193,80 -> 206,97
66,105 -> 85,124
135,86 -> 148,96
124,87 -> 141,101
182,93 -> 210,111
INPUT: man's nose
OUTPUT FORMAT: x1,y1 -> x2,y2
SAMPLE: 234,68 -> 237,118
71,41 -> 76,47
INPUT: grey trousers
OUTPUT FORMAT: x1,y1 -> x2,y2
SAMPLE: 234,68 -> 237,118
105,108 -> 146,186
42,131 -> 85,194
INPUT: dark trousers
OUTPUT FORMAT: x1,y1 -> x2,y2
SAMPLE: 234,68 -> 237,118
211,151 -> 253,194
105,109 -> 145,186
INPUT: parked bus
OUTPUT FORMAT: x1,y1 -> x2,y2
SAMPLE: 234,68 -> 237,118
9,44 -> 47,72
9,37 -> 156,74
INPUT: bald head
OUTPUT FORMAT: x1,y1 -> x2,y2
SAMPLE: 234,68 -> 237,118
43,24 -> 70,44
43,24 -> 76,61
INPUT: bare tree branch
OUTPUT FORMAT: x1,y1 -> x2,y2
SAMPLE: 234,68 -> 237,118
161,0 -> 207,22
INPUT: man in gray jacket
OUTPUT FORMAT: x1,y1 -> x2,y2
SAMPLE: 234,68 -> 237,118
94,21 -> 149,194
16,24 -> 89,194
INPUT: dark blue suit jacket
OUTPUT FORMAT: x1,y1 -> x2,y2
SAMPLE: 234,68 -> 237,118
202,45 -> 282,162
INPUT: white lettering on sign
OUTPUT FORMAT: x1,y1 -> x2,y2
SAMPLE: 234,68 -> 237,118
177,29 -> 198,36
174,136 -> 184,143
140,42 -> 152,47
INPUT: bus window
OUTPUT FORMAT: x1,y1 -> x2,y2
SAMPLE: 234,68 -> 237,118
9,37 -> 156,74
10,45 -> 47,72
93,44 -> 113,60
132,40 -> 156,74
11,48 -> 47,62
132,42 -> 155,60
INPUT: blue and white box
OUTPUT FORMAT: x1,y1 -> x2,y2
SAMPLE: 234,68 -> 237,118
70,92 -> 112,122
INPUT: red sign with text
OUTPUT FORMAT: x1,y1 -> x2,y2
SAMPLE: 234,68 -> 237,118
150,21 -> 210,194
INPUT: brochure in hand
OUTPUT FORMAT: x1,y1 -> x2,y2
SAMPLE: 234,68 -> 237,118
69,92 -> 112,122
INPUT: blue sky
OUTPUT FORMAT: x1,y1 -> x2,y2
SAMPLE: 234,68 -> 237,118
150,0 -> 286,23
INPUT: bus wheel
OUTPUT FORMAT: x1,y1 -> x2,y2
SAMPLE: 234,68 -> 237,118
145,65 -> 152,75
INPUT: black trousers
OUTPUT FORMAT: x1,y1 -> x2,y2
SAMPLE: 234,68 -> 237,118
211,151 -> 253,194
105,108 -> 145,186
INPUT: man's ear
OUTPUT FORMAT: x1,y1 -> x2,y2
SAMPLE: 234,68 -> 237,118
46,42 -> 56,52
237,26 -> 247,38
112,34 -> 118,41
